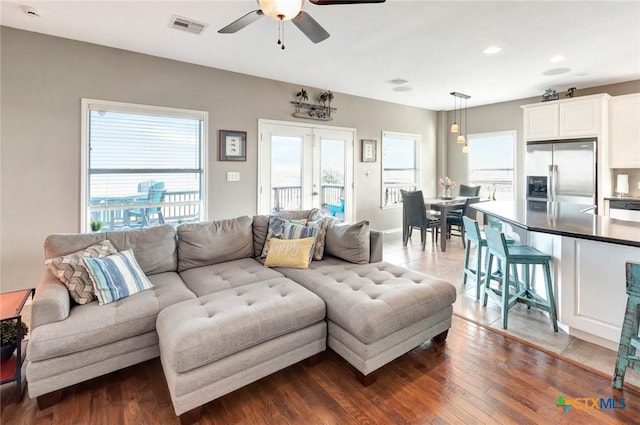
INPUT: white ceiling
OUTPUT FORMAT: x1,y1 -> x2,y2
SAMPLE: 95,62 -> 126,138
1,0 -> 639,110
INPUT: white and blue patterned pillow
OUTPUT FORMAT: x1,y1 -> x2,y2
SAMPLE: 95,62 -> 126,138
261,216 -> 307,258
83,249 -> 154,305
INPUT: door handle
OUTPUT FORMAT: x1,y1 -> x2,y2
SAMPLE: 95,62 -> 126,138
548,165 -> 554,202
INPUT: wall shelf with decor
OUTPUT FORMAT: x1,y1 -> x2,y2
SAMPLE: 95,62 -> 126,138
290,101 -> 336,121
291,88 -> 336,121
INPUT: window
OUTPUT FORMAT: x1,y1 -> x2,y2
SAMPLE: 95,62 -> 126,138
382,131 -> 420,207
467,131 -> 515,201
81,99 -> 207,232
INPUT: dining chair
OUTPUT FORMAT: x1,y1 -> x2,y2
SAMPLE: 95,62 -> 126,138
447,184 -> 482,221
400,190 -> 441,250
446,196 -> 480,248
459,184 -> 481,197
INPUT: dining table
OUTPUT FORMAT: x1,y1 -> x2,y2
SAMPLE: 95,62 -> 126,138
423,197 -> 469,252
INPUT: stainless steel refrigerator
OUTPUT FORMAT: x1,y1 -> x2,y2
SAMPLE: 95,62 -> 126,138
526,138 -> 597,205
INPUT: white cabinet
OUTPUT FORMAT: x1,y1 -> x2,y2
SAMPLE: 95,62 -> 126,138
524,104 -> 558,139
559,237 -> 640,350
522,94 -> 610,140
610,93 -> 640,168
559,97 -> 604,137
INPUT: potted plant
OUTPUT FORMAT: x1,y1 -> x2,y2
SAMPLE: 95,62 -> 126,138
295,88 -> 308,113
90,218 -> 103,232
1,319 -> 29,361
319,90 -> 334,117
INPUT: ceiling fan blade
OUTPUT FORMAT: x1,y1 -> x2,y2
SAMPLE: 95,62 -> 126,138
292,12 -> 330,44
308,0 -> 386,4
218,10 -> 264,33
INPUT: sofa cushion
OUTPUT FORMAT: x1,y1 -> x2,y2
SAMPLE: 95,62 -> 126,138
278,259 -> 456,344
84,249 -> 154,305
28,271 -> 195,362
264,237 -> 316,269
45,240 -> 118,305
44,225 -> 178,276
156,278 -> 326,373
179,257 -> 283,297
177,217 -> 253,272
325,220 -> 370,264
106,224 -> 178,275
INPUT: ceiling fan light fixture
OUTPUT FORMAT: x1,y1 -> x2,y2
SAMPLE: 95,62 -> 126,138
258,0 -> 304,21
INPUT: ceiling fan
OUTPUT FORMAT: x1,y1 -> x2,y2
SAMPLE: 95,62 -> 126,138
218,0 -> 386,49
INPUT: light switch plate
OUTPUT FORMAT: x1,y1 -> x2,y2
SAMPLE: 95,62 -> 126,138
227,172 -> 240,182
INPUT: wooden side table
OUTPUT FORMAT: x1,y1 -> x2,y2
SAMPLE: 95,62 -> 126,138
0,288 -> 35,402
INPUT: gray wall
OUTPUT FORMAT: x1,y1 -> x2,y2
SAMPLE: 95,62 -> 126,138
444,80 -> 640,201
2,26 -> 637,292
0,27 -> 437,291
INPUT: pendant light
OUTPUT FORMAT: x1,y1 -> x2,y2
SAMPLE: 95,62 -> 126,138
457,95 -> 466,144
450,91 -> 470,144
450,94 -> 459,133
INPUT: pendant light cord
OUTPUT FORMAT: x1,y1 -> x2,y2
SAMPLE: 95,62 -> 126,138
277,15 -> 285,50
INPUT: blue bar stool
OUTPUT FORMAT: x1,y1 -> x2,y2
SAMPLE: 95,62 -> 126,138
482,226 -> 558,331
462,217 -> 516,300
613,261 -> 640,389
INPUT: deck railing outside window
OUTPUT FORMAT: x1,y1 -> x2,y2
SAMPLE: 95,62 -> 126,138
271,185 -> 345,213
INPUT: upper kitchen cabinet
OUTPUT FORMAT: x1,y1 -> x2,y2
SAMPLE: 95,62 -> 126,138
522,94 -> 610,141
609,93 -> 640,168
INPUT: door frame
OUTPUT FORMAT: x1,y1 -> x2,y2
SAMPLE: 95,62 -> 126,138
257,119 -> 356,222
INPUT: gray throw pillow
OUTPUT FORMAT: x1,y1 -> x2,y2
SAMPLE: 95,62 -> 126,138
325,220 -> 370,264
177,216 -> 253,272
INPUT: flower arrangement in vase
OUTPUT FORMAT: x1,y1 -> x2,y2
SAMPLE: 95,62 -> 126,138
439,177 -> 457,199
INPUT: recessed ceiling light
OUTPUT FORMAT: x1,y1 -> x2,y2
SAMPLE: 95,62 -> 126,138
393,86 -> 412,92
543,68 -> 571,76
550,55 -> 565,63
483,46 -> 502,55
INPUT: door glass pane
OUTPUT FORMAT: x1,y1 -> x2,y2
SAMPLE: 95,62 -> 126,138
271,136 -> 302,212
320,138 -> 345,218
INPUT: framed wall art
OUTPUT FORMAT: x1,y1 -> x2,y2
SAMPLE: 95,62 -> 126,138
219,130 -> 247,161
361,139 -> 377,162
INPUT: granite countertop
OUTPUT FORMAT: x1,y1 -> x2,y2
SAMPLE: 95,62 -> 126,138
472,201 -> 640,247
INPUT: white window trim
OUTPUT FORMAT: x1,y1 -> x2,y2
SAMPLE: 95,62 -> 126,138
80,98 -> 208,232
381,130 -> 421,209
467,130 -> 517,200
257,118 -> 356,222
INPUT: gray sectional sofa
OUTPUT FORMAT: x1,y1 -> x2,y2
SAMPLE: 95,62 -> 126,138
28,210 -> 456,424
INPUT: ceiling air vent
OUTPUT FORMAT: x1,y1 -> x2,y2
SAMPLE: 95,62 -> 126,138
170,15 -> 208,35
386,78 -> 409,85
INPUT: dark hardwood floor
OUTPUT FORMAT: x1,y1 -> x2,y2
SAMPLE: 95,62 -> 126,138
2,316 -> 638,425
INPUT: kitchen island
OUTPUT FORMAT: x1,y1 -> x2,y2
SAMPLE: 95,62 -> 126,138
472,201 -> 640,350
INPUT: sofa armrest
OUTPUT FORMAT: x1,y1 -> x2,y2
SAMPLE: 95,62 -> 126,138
369,229 -> 383,263
31,272 -> 71,329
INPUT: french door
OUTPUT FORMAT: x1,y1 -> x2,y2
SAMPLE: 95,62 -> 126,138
258,119 -> 354,222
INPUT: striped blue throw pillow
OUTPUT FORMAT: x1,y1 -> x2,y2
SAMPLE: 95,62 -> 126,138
83,249 -> 154,305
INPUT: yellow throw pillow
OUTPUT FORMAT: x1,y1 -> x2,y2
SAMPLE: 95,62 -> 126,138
264,237 -> 315,269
